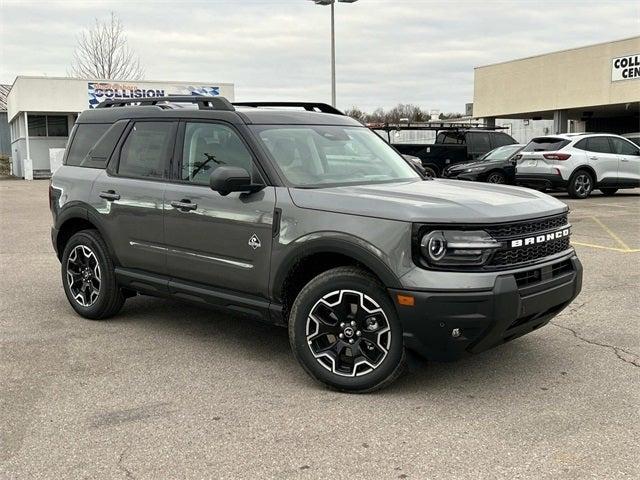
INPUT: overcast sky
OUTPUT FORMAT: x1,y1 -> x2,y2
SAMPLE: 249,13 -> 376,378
1,0 -> 638,112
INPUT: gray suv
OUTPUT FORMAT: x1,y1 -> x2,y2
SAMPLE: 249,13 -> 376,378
50,97 -> 583,392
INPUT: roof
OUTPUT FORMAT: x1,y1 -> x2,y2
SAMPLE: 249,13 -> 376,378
475,35 -> 640,70
0,84 -> 10,111
78,101 -> 361,126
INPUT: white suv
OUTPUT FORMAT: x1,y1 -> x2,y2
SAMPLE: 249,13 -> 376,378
516,133 -> 640,198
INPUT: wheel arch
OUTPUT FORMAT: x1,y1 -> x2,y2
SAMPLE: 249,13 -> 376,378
55,208 -> 119,264
272,236 -> 402,318
570,165 -> 597,182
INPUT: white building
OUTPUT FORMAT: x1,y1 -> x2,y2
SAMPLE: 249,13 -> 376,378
7,76 -> 235,179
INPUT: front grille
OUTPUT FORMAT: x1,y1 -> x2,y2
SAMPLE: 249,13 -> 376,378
514,259 -> 573,287
485,214 -> 568,239
490,237 -> 570,267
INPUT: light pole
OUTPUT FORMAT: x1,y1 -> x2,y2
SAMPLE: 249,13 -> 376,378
310,0 -> 358,107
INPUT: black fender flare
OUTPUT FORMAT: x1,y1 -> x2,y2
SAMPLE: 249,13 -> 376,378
55,206 -> 120,265
270,233 -> 402,301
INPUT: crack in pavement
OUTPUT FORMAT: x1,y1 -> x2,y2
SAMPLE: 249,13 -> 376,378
550,321 -> 640,368
118,448 -> 135,479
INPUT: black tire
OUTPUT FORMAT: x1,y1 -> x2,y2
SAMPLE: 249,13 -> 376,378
568,170 -> 594,199
422,166 -> 437,179
288,267 -> 406,393
486,171 -> 506,184
599,188 -> 618,196
61,229 -> 125,320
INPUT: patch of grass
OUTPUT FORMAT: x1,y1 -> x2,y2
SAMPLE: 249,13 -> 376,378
0,155 -> 10,176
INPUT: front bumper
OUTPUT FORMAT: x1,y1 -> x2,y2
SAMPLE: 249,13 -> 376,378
390,255 -> 582,361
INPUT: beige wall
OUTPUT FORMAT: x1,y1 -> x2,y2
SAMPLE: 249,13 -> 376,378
473,36 -> 640,118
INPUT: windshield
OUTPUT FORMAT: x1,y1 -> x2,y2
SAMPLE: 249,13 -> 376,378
251,125 -> 420,187
480,144 -> 523,161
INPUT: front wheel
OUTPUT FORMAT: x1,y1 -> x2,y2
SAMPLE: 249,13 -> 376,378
486,171 -> 506,184
288,267 -> 406,393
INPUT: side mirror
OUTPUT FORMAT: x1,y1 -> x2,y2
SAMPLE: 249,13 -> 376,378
209,166 -> 263,196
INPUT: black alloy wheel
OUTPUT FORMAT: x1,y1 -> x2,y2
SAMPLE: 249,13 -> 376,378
289,267 -> 405,393
486,171 -> 506,184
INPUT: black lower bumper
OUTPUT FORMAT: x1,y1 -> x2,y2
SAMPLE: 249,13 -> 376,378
390,255 -> 583,361
516,173 -> 567,189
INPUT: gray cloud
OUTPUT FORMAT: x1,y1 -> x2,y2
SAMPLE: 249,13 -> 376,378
1,0 -> 638,112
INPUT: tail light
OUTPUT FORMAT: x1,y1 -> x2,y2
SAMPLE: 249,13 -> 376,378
543,153 -> 571,160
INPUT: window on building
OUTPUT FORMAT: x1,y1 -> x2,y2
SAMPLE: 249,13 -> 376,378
26,114 -> 69,137
47,116 -> 69,136
118,122 -> 175,179
28,115 -> 47,137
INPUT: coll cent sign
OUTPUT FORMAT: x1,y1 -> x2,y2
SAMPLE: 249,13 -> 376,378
611,54 -> 640,82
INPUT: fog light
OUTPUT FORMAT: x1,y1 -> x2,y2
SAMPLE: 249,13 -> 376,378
452,328 -> 461,338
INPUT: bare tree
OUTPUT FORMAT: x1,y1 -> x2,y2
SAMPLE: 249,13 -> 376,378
344,104 -> 430,124
70,12 -> 144,80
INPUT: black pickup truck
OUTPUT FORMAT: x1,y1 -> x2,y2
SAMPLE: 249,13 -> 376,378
373,125 -> 518,178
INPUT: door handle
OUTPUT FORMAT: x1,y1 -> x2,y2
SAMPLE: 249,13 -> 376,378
170,199 -> 197,211
99,190 -> 120,201
621,159 -> 629,162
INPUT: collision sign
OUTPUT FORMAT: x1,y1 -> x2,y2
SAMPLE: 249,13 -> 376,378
611,54 -> 640,81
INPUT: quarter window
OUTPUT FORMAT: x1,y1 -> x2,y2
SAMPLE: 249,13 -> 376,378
65,124 -> 110,167
118,122 -> 175,179
181,122 -> 257,185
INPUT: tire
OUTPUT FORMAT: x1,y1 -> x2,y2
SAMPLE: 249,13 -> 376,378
486,171 -> 506,184
288,267 -> 406,393
422,166 -> 437,179
568,170 -> 594,199
599,188 -> 618,196
61,229 -> 125,320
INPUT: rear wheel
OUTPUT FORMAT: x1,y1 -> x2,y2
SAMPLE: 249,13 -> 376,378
61,230 -> 125,320
288,267 -> 406,393
599,188 -> 618,196
568,170 -> 593,199
486,171 -> 506,184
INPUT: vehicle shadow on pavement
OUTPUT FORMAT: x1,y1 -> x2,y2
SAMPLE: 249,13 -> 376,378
111,295 -> 559,396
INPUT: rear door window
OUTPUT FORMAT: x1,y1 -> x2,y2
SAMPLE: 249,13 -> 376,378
65,124 -> 110,167
466,132 -> 491,154
117,122 -> 176,179
522,137 -> 570,152
491,132 -> 516,147
584,137 -> 613,154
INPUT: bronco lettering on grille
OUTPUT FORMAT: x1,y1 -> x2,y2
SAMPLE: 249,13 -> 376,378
510,228 -> 570,249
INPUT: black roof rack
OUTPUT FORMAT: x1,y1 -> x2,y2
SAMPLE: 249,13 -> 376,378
367,121 -> 508,132
96,96 -> 235,111
233,102 -> 344,116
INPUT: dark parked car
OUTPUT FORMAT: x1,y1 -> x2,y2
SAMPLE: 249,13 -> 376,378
49,97 -> 582,392
443,144 -> 524,184
388,128 -> 518,178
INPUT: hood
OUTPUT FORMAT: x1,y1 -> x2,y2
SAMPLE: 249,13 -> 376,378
448,159 -> 506,172
288,179 -> 567,223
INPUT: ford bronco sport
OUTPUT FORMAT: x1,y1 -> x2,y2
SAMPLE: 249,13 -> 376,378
50,97 -> 583,392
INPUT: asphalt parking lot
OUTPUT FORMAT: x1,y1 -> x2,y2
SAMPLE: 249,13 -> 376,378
1,178 -> 638,479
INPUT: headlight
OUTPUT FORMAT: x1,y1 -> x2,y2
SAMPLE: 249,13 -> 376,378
465,167 -> 485,172
420,230 -> 500,267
